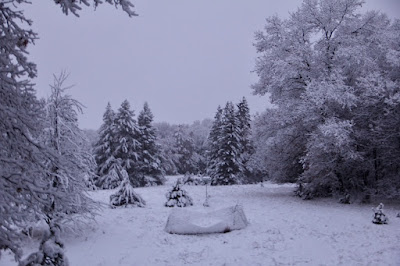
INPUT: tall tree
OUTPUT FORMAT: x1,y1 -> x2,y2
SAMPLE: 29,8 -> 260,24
212,102 -> 242,185
236,97 -> 252,155
94,103 -> 116,176
236,97 -> 254,182
252,0 -> 400,199
44,72 -> 97,191
206,106 -> 223,178
137,102 -> 164,185
113,100 -> 142,186
173,125 -> 198,174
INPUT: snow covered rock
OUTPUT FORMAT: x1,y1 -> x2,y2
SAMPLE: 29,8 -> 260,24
165,205 -> 248,234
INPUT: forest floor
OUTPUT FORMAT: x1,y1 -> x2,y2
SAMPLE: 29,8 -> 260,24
3,175 -> 400,265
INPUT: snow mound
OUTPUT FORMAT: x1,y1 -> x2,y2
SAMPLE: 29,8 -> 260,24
165,205 -> 248,234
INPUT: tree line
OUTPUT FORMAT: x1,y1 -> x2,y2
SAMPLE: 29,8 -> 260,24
250,0 -> 400,201
92,97 -> 255,188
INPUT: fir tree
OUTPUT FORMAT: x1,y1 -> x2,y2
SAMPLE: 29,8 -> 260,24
212,102 -> 242,185
165,179 -> 193,207
137,102 -> 165,186
174,126 -> 197,174
113,100 -> 142,187
236,97 -> 254,182
236,97 -> 252,155
96,158 -> 124,189
94,102 -> 116,180
372,203 -> 388,225
207,106 -> 223,177
110,168 -> 146,208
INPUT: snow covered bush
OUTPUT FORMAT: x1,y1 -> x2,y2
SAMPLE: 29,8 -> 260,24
110,170 -> 146,208
372,203 -> 388,225
165,179 -> 193,207
19,218 -> 69,266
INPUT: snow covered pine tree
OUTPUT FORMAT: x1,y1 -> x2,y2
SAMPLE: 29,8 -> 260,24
137,102 -> 165,186
211,102 -> 243,185
110,168 -> 146,208
94,102 -> 119,189
165,179 -> 193,207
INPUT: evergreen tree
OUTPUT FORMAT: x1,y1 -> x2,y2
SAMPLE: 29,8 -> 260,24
137,102 -> 165,186
207,106 -> 223,177
110,168 -> 146,208
236,97 -> 252,156
236,97 -> 254,182
113,100 -> 142,187
212,102 -> 242,185
165,179 -> 193,207
94,102 -> 116,179
174,125 -> 197,174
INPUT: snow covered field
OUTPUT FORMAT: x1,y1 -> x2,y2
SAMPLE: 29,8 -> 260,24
3,176 -> 400,265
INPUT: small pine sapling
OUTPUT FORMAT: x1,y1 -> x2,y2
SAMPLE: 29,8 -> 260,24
165,179 -> 193,207
372,203 -> 388,224
110,170 -> 146,208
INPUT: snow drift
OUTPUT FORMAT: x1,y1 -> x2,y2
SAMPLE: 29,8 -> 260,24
165,205 -> 248,234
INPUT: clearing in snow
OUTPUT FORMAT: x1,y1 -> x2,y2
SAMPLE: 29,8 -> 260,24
2,176 -> 400,265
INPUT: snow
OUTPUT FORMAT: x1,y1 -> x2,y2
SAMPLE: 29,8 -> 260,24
165,205 -> 248,234
2,176 -> 400,265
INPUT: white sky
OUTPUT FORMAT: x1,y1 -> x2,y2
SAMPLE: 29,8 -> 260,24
24,0 -> 400,129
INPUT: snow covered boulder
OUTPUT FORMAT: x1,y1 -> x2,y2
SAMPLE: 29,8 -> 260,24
165,205 -> 248,234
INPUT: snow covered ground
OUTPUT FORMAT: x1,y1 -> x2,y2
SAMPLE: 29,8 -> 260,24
3,176 -> 400,265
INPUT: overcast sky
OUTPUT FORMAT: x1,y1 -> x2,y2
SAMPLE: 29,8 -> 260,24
24,0 -> 400,129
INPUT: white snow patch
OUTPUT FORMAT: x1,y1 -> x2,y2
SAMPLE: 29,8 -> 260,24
2,177 -> 400,266
165,205 -> 248,234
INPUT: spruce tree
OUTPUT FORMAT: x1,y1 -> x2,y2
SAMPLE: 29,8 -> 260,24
236,97 -> 254,182
236,97 -> 252,157
113,100 -> 142,187
207,106 -> 223,177
165,178 -> 193,207
137,102 -> 165,185
212,102 -> 242,185
174,126 -> 197,174
110,167 -> 146,208
94,102 -> 116,179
